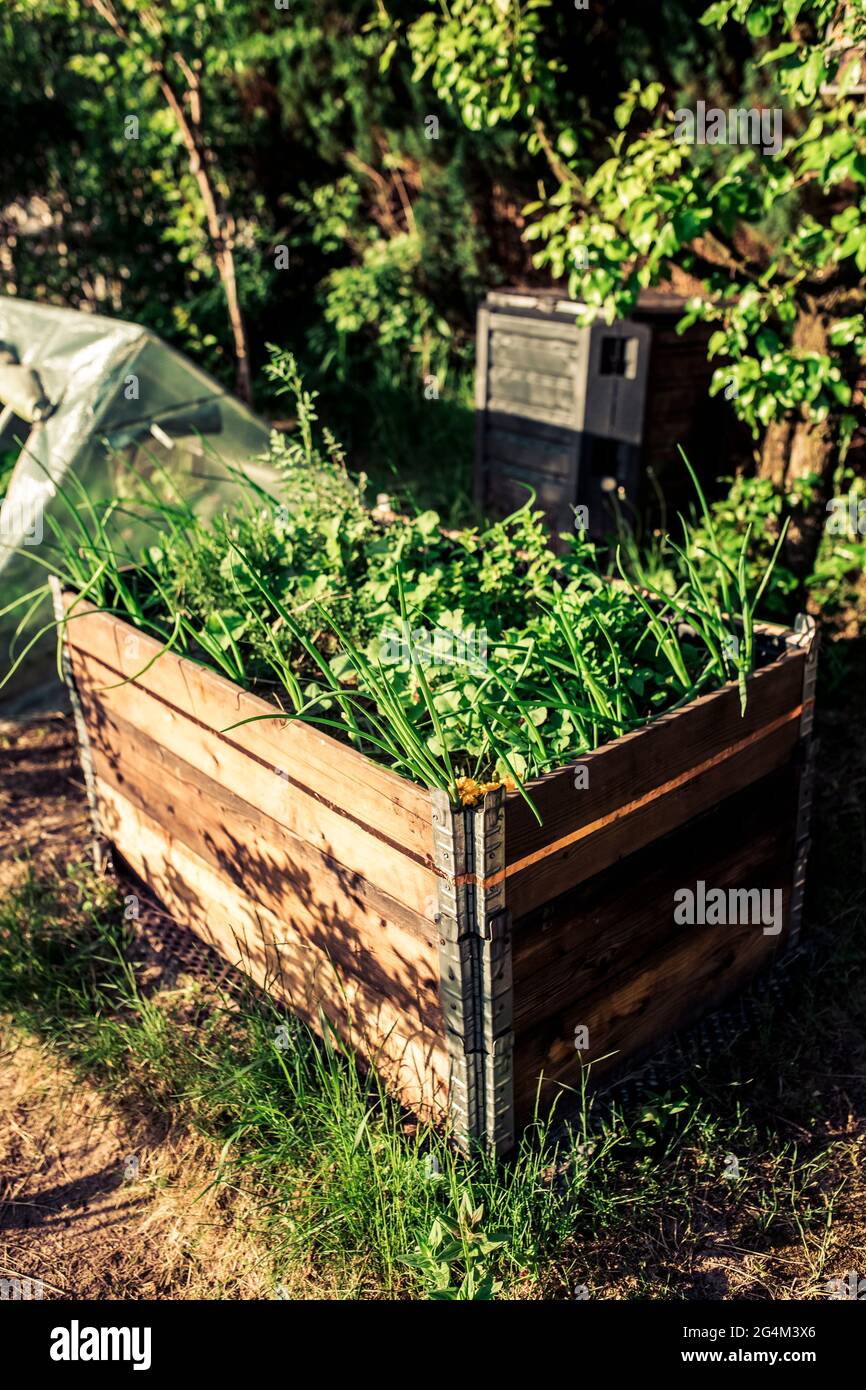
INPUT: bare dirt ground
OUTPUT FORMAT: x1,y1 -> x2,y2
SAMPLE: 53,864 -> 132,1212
0,716 -> 270,1299
0,714 -> 86,897
0,1036 -> 270,1300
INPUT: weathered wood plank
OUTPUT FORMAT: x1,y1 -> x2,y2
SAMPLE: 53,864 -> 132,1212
504,650 -> 805,916
511,765 -> 796,1034
70,643 -> 441,924
62,596 -> 434,851
513,885 -> 789,1124
88,706 -> 442,1028
97,777 -> 450,1118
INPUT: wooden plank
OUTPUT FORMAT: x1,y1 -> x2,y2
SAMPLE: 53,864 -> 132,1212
97,778 -> 450,1119
506,715 -> 799,917
61,596 -> 434,853
511,765 -> 796,1034
513,884 -> 789,1125
507,649 -> 804,857
504,650 -> 805,916
87,703 -> 436,943
88,706 -> 443,1029
71,645 -> 441,925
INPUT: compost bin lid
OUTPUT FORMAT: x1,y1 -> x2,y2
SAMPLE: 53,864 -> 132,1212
482,286 -> 691,318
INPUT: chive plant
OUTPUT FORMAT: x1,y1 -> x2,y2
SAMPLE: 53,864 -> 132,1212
1,363 -> 788,813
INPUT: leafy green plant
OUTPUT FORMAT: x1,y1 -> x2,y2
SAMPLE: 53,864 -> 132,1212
2,354 -> 789,811
403,1193 -> 508,1300
407,0 -> 866,579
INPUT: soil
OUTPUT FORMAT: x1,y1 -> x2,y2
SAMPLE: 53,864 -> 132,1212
0,1036 -> 269,1300
0,714 -> 86,895
0,716 -> 270,1300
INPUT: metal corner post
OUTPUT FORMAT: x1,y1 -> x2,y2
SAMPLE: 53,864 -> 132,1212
431,789 -> 479,1149
431,786 -> 515,1156
49,577 -> 110,874
472,787 -> 515,1155
786,613 -> 820,953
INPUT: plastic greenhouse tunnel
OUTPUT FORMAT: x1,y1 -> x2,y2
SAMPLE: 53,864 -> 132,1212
0,297 -> 279,715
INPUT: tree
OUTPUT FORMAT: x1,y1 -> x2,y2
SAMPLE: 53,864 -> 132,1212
7,0 -> 286,402
82,0 -> 256,401
405,0 -> 866,580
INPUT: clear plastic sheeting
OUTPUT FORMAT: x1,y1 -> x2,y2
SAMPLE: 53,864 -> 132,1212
0,297 -> 278,715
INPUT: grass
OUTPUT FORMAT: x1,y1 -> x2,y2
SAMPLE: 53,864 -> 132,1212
0,865 -> 578,1298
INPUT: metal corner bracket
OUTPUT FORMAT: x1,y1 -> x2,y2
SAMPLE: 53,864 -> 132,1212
48,577 -> 111,874
431,786 -> 515,1156
785,612 -> 820,953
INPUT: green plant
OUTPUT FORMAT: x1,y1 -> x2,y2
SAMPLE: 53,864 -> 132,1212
2,356 -> 791,811
614,461 -> 866,634
407,0 -> 866,579
403,1192 -> 508,1299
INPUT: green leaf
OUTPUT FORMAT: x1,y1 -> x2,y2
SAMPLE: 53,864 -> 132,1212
378,37 -> 398,74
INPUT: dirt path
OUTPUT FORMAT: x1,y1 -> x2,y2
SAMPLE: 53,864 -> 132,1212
0,716 -> 270,1300
0,1035 -> 270,1300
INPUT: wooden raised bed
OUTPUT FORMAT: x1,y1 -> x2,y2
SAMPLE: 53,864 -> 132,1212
58,591 -> 818,1155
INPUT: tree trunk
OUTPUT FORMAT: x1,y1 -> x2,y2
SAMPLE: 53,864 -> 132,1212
154,71 -> 254,405
758,307 -> 835,585
87,0 -> 254,405
170,119 -> 253,406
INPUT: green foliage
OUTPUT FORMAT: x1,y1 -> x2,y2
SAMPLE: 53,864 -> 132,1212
4,0 -> 864,569
1,0 -> 275,374
686,472 -> 803,618
0,3 -> 747,456
0,2 -> 487,404
310,233 -> 452,379
410,0 -> 866,466
617,463 -> 866,629
4,355 -> 789,807
408,0 -> 560,132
